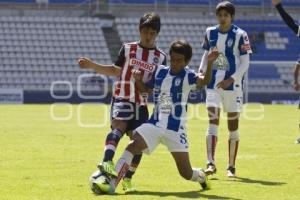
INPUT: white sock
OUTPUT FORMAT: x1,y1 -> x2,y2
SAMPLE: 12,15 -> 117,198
116,150 -> 134,172
206,124 -> 218,164
228,130 -> 239,167
111,150 -> 134,189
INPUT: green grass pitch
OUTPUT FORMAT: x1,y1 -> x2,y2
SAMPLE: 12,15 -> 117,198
0,104 -> 299,200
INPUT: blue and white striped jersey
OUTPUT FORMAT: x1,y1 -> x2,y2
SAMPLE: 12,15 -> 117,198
201,24 -> 252,91
145,65 -> 197,132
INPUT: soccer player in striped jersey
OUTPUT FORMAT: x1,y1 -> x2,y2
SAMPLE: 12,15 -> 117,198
106,40 -> 219,192
198,1 -> 252,177
272,0 -> 300,144
78,13 -> 166,192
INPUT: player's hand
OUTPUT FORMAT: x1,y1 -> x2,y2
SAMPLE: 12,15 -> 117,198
293,82 -> 300,91
78,57 -> 94,69
272,0 -> 281,6
131,69 -> 142,80
207,49 -> 219,64
216,77 -> 234,89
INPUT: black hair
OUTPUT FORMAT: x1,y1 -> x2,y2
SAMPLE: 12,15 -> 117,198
139,12 -> 161,33
216,1 -> 235,16
169,40 -> 193,63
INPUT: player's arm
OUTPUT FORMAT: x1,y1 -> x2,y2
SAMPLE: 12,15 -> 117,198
198,32 -> 211,75
231,32 -> 252,82
217,32 -> 252,89
198,50 -> 209,75
78,45 -> 126,77
273,0 -> 300,36
293,63 -> 300,91
196,50 -> 218,87
230,54 -> 250,82
78,57 -> 121,76
132,69 -> 153,95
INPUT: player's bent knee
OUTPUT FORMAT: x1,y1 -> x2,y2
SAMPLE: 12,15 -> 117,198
126,132 -> 147,155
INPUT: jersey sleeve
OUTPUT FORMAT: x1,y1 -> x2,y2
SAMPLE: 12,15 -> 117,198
187,70 -> 198,90
114,45 -> 125,69
202,33 -> 210,51
238,32 -> 253,55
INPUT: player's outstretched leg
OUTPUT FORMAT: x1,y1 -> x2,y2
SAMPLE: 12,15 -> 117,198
110,132 -> 148,192
227,112 -> 240,177
205,107 -> 220,175
98,119 -> 127,178
171,152 -> 210,190
121,131 -> 143,193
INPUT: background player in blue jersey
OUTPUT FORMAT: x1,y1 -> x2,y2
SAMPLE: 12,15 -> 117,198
272,0 -> 300,144
198,1 -> 252,177
102,40 -> 219,192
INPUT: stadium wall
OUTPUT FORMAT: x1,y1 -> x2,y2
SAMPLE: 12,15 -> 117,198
7,90 -> 296,104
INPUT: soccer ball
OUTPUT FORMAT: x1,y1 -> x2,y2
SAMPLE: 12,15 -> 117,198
89,170 -> 115,195
193,168 -> 206,183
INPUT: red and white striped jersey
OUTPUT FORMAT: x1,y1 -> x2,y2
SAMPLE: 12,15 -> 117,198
113,42 -> 167,105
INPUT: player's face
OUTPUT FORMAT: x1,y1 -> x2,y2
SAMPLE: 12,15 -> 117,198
170,52 -> 187,74
217,10 -> 233,28
140,27 -> 158,48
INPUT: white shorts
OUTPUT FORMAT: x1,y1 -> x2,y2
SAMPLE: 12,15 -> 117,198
134,123 -> 189,155
206,89 -> 243,113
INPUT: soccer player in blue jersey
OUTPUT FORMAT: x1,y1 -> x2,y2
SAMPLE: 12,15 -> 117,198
272,0 -> 300,144
198,1 -> 252,177
97,40 -> 218,192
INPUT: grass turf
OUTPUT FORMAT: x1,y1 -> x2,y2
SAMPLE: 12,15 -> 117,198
0,104 -> 299,200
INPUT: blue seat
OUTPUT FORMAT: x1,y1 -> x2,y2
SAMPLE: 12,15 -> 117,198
248,64 -> 281,79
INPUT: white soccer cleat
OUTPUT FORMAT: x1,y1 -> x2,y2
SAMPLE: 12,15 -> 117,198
295,137 -> 300,144
205,163 -> 217,175
227,166 -> 236,178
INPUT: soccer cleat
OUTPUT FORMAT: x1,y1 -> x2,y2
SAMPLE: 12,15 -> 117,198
199,168 -> 211,190
227,166 -> 236,178
122,177 -> 136,193
295,137 -> 300,144
98,161 -> 118,178
205,163 -> 217,175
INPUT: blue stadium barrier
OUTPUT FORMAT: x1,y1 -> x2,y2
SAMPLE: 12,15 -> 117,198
23,90 -> 299,104
1,0 -> 299,6
108,0 -> 300,6
0,0 -> 91,3
0,0 -> 35,3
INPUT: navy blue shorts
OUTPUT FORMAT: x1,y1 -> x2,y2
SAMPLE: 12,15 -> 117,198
110,98 -> 149,132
